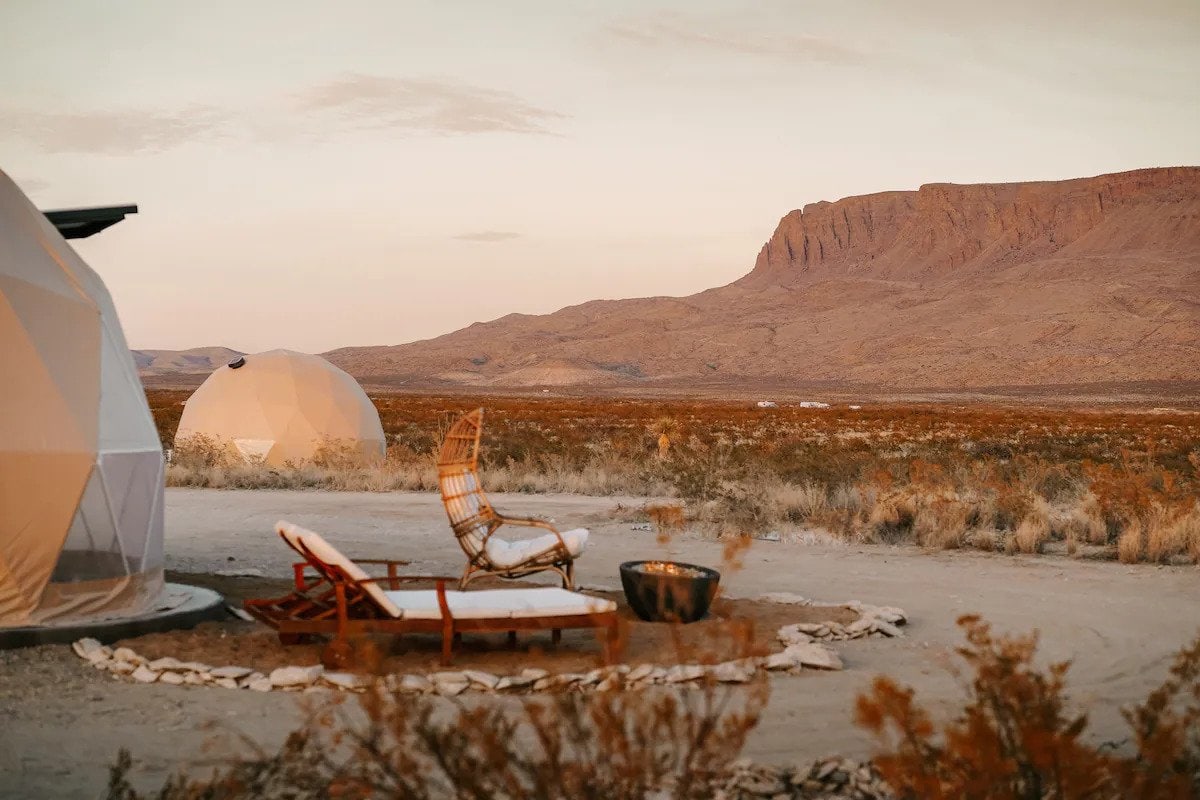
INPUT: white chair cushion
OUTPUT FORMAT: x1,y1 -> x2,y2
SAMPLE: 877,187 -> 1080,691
483,528 -> 588,570
382,587 -> 616,620
277,521 -> 403,618
276,521 -> 608,623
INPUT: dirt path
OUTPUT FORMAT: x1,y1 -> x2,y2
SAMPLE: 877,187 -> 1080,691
2,488 -> 1197,798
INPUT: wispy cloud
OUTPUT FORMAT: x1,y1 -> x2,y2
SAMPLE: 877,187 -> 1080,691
294,75 -> 565,136
0,106 -> 233,155
453,230 -> 521,242
606,12 -> 872,67
0,75 -> 564,155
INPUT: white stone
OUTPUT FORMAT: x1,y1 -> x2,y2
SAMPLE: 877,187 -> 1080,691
873,606 -> 907,624
594,674 -> 622,692
758,593 -> 811,606
786,644 -> 843,671
323,672 -> 369,691
215,568 -> 266,577
238,672 -> 266,688
397,674 -> 432,693
429,670 -> 467,684
845,618 -> 875,636
148,657 -> 184,671
183,672 -> 206,685
247,677 -> 273,692
159,671 -> 185,685
213,677 -> 240,689
88,648 -> 115,664
644,666 -> 670,684
210,665 -> 254,680
495,674 -> 537,691
110,660 -> 137,675
520,667 -> 549,681
764,651 -> 799,671
776,625 -> 814,646
872,620 -> 904,638
626,663 -> 656,683
791,623 -> 826,635
269,665 -> 324,688
435,679 -> 470,697
112,647 -> 144,665
462,670 -> 499,690
131,665 -> 159,683
665,664 -> 706,684
712,661 -> 757,684
71,638 -> 105,660
176,661 -> 212,673
578,668 -> 606,686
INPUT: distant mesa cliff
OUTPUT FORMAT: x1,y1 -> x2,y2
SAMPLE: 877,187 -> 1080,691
745,167 -> 1200,284
143,168 -> 1200,392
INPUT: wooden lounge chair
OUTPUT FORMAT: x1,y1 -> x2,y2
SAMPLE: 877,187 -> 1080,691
244,521 -> 620,666
438,408 -> 588,589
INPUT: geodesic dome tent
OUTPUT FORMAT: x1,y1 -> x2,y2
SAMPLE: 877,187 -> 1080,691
174,350 -> 386,466
0,170 -> 165,627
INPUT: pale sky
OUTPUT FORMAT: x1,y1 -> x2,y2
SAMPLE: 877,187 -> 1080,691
2,0 -> 1197,353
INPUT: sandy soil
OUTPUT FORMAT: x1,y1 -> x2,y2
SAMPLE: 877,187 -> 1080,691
117,575 -> 855,675
2,488 -> 1198,798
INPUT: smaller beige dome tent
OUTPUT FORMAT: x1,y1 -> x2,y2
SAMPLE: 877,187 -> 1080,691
174,350 -> 385,466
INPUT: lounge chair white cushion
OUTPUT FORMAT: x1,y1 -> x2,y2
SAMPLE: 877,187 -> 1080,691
483,528 -> 588,570
277,521 -> 403,618
276,521 -> 610,622
382,587 -> 616,620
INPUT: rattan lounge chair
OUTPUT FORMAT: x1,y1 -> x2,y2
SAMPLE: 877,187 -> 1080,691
438,408 -> 588,589
244,521 -> 620,666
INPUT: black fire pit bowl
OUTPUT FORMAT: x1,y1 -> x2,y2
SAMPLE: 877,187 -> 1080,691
619,560 -> 721,623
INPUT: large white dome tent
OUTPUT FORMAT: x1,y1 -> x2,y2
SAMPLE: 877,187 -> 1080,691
174,349 -> 386,467
0,170 -> 170,629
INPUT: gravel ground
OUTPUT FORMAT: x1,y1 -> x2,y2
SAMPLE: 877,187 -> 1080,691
1,488 -> 1197,798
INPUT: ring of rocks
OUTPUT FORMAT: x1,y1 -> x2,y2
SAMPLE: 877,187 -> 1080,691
70,594 -> 907,695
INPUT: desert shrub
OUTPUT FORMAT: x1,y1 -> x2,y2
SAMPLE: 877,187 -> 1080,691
171,433 -> 233,470
149,390 -> 1200,562
1119,519 -> 1145,564
106,679 -> 767,800
1013,498 -> 1052,555
855,615 -> 1200,799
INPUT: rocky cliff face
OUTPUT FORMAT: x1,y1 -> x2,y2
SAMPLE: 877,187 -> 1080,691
745,167 -> 1200,285
146,168 -> 1200,392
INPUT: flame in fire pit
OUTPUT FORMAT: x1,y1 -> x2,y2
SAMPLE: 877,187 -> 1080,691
638,561 -> 705,578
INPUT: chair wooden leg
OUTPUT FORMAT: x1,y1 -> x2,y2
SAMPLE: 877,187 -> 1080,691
601,618 -> 620,665
564,561 -> 575,590
441,622 -> 455,666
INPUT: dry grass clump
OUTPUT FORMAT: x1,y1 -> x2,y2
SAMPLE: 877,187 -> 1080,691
1012,498 -> 1051,555
150,391 -> 1200,563
856,615 -> 1200,799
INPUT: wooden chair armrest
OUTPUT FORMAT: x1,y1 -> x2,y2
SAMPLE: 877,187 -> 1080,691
349,574 -> 460,587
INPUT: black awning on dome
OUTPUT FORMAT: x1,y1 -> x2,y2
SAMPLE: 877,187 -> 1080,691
42,204 -> 138,239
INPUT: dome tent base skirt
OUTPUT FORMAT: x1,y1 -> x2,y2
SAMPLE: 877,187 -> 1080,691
0,583 -> 225,649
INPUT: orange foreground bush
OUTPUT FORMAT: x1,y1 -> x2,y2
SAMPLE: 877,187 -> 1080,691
856,615 -> 1200,799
